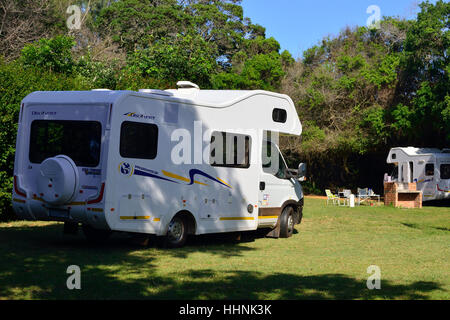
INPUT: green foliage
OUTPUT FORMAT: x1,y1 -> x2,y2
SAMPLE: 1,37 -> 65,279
361,53 -> 400,88
300,121 -> 326,153
21,36 -> 76,73
282,2 -> 449,193
361,106 -> 388,141
127,34 -> 217,87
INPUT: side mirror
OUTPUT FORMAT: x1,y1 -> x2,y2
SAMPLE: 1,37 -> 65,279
297,163 -> 307,181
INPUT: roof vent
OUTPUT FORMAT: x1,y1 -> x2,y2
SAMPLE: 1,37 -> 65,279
177,81 -> 199,90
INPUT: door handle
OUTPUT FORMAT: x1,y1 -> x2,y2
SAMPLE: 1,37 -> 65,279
260,182 -> 266,191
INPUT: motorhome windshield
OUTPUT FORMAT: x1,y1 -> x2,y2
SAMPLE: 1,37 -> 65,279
262,141 -> 289,179
389,164 -> 398,180
29,120 -> 101,167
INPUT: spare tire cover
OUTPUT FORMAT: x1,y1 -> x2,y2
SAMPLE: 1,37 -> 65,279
37,155 -> 79,205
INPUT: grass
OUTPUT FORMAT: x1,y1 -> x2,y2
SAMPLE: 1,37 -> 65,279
0,197 -> 448,300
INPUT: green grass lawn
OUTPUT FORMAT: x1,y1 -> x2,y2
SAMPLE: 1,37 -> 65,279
0,198 -> 449,300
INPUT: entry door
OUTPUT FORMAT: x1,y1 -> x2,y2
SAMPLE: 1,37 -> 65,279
258,141 -> 294,221
437,161 -> 450,194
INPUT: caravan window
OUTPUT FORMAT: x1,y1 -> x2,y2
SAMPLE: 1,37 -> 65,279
441,164 -> 450,179
29,120 -> 101,167
425,164 -> 434,176
272,109 -> 287,123
210,132 -> 251,168
120,121 -> 158,160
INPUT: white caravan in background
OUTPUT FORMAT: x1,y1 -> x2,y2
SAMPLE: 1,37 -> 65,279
12,82 -> 306,247
386,147 -> 450,201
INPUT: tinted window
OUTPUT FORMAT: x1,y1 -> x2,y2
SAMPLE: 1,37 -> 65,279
210,131 -> 251,168
392,153 -> 397,160
440,164 -> 450,179
29,120 -> 101,167
120,121 -> 158,160
272,108 -> 287,123
425,163 -> 434,176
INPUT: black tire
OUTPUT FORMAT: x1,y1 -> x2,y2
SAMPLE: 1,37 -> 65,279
82,224 -> 111,243
164,216 -> 188,248
280,206 -> 295,238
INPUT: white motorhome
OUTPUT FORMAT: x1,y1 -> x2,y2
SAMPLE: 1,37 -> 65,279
12,82 -> 306,247
386,147 -> 450,201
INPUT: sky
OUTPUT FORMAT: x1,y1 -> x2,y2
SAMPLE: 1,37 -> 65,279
241,0 -> 437,59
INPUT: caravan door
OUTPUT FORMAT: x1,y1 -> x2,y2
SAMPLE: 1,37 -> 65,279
437,160 -> 450,199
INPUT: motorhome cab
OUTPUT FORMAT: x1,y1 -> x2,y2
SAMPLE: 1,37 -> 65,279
386,147 -> 450,201
12,82 -> 306,247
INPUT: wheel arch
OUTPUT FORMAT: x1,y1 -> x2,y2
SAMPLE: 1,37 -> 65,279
280,198 -> 303,225
166,210 -> 197,236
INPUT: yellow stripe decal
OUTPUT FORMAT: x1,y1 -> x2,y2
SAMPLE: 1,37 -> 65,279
69,201 -> 86,206
162,170 -> 190,183
120,216 -> 151,220
194,181 -> 209,186
90,208 -> 104,213
153,218 -> 161,222
220,217 -> 254,221
258,216 -> 278,219
216,177 -> 232,189
13,198 -> 26,203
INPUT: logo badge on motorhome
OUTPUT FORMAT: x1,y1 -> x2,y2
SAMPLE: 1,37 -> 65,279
123,112 -> 156,120
119,162 -> 133,176
32,111 -> 57,116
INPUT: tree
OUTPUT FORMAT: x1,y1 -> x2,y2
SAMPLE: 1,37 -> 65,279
0,0 -> 69,60
127,34 -> 217,86
21,36 -> 76,73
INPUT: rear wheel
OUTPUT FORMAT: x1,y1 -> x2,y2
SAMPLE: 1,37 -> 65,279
164,216 -> 188,248
280,206 -> 295,238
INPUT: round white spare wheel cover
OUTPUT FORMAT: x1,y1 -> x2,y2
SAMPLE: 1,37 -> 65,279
37,155 -> 79,205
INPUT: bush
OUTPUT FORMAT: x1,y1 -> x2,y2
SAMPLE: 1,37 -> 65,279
21,36 -> 76,73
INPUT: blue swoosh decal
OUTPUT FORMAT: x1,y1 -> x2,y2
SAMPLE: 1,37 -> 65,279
188,169 -> 231,188
134,169 -> 178,184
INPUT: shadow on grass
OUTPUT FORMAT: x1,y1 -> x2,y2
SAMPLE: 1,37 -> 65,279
401,223 -> 450,233
423,199 -> 450,207
0,224 -> 445,300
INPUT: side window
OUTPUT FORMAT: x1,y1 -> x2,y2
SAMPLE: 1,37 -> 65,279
120,121 -> 158,160
425,163 -> 434,176
262,141 -> 288,179
440,164 -> 450,179
210,131 -> 251,168
409,161 -> 414,183
272,108 -> 287,123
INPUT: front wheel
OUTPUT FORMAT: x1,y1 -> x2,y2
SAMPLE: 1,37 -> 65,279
164,216 -> 188,248
280,206 -> 295,238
